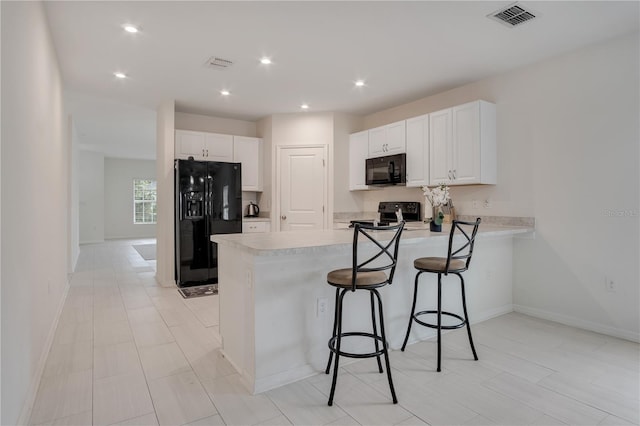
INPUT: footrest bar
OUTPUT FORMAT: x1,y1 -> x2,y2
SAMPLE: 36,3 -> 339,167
412,310 -> 466,330
328,332 -> 387,359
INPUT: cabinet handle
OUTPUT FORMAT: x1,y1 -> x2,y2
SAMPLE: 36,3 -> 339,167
281,215 -> 287,220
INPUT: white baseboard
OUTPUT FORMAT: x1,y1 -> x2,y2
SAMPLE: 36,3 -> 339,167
79,239 -> 104,245
17,281 -> 71,425
513,304 -> 640,343
254,364 -> 318,395
105,235 -> 156,240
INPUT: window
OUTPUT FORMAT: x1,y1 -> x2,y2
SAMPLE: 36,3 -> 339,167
133,179 -> 157,224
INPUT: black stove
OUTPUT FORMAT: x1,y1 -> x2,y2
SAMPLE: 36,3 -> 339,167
349,202 -> 421,228
378,201 -> 421,222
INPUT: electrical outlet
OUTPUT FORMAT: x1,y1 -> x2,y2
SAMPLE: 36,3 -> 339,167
472,200 -> 479,209
317,297 -> 329,317
605,276 -> 616,293
484,199 -> 492,209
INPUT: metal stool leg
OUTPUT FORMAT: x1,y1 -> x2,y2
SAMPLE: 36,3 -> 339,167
373,289 -> 398,404
325,288 -> 340,374
401,271 -> 422,351
457,273 -> 478,361
437,273 -> 442,372
370,291 -> 383,373
328,289 -> 347,406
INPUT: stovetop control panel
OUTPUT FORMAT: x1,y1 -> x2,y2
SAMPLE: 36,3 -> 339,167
378,201 -> 421,222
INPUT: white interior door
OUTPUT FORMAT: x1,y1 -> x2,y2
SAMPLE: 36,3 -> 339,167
279,146 -> 326,231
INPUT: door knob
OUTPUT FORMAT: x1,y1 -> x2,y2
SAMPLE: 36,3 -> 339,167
281,215 -> 287,220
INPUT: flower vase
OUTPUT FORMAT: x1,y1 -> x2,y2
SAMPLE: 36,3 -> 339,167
430,206 -> 443,232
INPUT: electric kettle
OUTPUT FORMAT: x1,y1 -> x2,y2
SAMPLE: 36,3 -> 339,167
246,202 -> 260,217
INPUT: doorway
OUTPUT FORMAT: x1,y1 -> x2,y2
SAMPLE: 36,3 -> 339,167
276,145 -> 328,231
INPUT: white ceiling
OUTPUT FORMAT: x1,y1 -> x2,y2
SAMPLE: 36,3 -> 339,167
44,1 -> 639,160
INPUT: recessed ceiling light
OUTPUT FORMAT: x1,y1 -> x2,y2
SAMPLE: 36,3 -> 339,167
355,80 -> 365,87
301,104 -> 309,110
220,90 -> 230,96
114,72 -> 127,79
260,57 -> 272,65
123,24 -> 139,33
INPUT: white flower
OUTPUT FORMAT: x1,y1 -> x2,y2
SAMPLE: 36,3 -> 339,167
422,184 -> 451,207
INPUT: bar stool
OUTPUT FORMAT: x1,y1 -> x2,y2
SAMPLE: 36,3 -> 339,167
324,222 -> 405,406
401,218 -> 481,372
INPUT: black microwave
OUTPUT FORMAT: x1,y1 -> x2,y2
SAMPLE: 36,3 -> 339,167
365,153 -> 406,186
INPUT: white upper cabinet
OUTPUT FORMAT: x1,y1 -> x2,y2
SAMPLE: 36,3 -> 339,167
405,114 -> 429,187
349,130 -> 369,191
233,136 -> 263,192
175,129 -> 234,161
175,130 -> 206,159
204,133 -> 234,162
368,120 -> 406,157
429,109 -> 453,184
429,100 -> 496,186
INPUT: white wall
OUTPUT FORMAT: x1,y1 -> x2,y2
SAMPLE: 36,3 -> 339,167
511,33 -> 639,341
175,111 -> 257,137
1,2 -> 70,423
357,33 -> 640,340
267,112 -> 335,229
79,150 -> 104,244
104,158 -> 156,239
68,117 -> 79,270
155,101 -> 175,286
256,115 -> 273,213
333,113 -> 365,213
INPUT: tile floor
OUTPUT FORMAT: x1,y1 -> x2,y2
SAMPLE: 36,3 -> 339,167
30,239 -> 639,425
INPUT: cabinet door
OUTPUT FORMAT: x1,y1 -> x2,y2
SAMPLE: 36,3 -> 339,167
429,109 -> 452,185
242,221 -> 268,233
368,126 -> 386,157
349,131 -> 369,190
233,136 -> 263,191
452,102 -> 481,185
204,133 -> 234,162
405,115 -> 429,187
175,130 -> 206,159
385,121 -> 406,154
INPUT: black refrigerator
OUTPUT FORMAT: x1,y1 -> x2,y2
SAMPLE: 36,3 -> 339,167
175,159 -> 242,287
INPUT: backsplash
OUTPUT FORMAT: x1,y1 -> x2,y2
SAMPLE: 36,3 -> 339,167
456,215 -> 535,227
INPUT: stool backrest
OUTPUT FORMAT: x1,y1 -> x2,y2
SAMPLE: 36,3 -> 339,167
351,222 -> 405,291
445,218 -> 481,273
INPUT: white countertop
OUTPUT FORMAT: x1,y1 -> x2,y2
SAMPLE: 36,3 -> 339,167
212,224 -> 533,256
242,217 -> 270,222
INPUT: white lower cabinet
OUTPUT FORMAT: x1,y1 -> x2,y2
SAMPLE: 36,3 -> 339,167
242,221 -> 270,233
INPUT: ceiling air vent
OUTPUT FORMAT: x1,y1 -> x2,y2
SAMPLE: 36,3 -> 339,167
488,3 -> 536,27
205,56 -> 234,70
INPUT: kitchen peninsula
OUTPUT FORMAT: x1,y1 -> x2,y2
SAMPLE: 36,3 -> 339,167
211,224 -> 532,394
